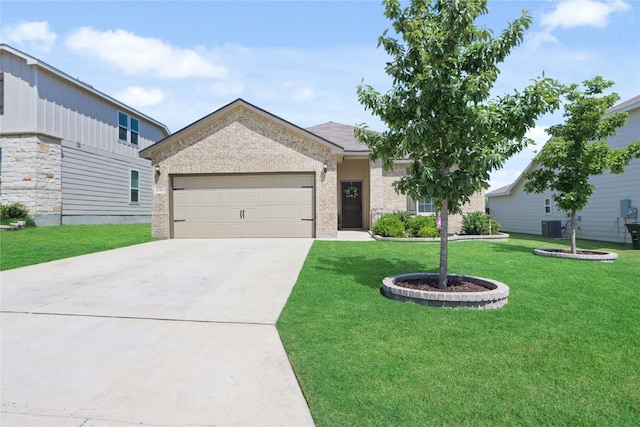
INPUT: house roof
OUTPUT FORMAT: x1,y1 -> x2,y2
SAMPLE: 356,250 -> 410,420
305,121 -> 372,154
608,94 -> 640,114
486,93 -> 640,198
139,98 -> 344,159
0,44 -> 170,136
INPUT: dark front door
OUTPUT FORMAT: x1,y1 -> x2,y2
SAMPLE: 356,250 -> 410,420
341,181 -> 362,229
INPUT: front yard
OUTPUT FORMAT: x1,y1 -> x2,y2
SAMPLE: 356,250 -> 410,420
277,234 -> 640,426
2,224 -> 638,425
0,224 -> 155,270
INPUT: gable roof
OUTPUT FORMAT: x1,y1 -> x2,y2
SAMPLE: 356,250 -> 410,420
608,94 -> 640,114
486,93 -> 640,198
305,121 -> 371,153
139,98 -> 344,159
0,44 -> 170,135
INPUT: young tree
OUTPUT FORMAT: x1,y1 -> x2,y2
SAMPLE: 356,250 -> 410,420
355,0 -> 561,289
524,77 -> 640,254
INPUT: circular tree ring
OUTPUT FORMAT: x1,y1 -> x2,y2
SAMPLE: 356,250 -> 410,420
533,248 -> 617,262
381,273 -> 509,309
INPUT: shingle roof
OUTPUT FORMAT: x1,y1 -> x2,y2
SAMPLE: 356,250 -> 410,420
306,121 -> 372,153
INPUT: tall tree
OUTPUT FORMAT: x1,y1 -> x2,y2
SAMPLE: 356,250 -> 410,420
356,0 -> 561,289
524,77 -> 640,254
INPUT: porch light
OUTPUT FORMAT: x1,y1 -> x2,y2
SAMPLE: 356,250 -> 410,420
323,160 -> 328,173
155,165 -> 160,175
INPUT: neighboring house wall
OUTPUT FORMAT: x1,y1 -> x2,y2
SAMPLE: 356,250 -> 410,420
488,96 -> 640,243
60,141 -> 153,224
0,45 -> 169,225
0,134 -> 62,225
489,179 -> 564,235
147,105 -> 338,239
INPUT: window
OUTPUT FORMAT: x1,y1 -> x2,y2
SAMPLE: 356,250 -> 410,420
118,112 -> 139,145
130,170 -> 139,203
417,197 -> 437,214
544,198 -> 551,214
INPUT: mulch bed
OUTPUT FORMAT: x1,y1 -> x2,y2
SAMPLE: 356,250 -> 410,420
394,277 -> 489,293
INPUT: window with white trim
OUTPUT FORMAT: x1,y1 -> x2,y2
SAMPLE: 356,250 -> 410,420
544,198 -> 551,214
118,112 -> 139,145
130,170 -> 139,203
417,197 -> 437,214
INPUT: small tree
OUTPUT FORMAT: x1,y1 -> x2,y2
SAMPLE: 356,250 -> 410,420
356,0 -> 561,289
524,77 -> 640,254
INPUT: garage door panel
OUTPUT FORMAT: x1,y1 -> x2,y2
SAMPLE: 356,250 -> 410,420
172,174 -> 314,238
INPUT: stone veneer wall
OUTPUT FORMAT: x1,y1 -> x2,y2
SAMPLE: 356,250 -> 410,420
149,106 -> 337,239
0,134 -> 62,225
370,161 -> 486,233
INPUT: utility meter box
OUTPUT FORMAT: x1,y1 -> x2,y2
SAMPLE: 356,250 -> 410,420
621,199 -> 632,217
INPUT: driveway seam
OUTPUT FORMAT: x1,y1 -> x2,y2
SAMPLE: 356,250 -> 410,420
0,310 -> 275,327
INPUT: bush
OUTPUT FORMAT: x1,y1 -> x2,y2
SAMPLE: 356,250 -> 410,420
462,211 -> 500,235
372,214 -> 406,237
407,215 -> 439,237
391,211 -> 412,229
0,203 -> 29,220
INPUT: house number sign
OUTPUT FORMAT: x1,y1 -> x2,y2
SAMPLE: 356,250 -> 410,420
154,186 -> 165,194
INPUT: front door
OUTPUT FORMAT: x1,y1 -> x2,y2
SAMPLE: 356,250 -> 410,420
341,181 -> 362,229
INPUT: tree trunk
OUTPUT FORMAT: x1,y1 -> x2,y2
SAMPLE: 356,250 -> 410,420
570,210 -> 577,254
439,199 -> 449,290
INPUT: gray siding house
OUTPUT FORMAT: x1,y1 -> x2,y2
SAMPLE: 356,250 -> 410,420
0,44 -> 170,225
487,95 -> 640,244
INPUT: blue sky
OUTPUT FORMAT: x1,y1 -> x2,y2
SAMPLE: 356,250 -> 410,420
2,0 -> 638,190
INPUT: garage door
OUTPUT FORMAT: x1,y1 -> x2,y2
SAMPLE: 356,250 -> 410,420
172,174 -> 314,238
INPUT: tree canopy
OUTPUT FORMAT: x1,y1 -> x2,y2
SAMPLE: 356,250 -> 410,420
524,76 -> 640,253
356,0 -> 562,288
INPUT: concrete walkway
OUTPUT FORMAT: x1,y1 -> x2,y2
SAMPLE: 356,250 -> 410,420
1,239 -> 315,427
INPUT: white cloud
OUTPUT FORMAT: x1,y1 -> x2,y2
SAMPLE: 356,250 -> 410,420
541,0 -> 631,30
115,87 -> 165,108
66,27 -> 227,79
1,21 -> 57,51
293,87 -> 315,102
526,31 -> 559,50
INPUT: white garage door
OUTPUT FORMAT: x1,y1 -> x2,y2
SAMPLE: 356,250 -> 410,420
172,174 -> 314,238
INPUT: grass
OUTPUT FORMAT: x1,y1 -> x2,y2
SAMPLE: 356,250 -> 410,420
277,233 -> 640,426
0,223 -> 156,270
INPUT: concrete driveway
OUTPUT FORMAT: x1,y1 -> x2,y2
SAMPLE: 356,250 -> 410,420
1,239 -> 315,427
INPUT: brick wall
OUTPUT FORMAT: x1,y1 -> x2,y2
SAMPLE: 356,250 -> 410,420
370,161 -> 486,233
149,106 -> 337,238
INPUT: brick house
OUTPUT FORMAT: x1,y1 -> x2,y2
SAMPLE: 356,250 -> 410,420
140,98 -> 485,238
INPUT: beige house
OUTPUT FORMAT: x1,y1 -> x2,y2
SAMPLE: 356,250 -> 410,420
140,99 -> 484,239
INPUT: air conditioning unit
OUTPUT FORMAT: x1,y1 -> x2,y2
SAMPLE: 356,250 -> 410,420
541,220 -> 562,238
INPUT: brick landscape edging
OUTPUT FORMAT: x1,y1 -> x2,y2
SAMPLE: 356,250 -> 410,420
382,273 -> 509,309
533,248 -> 618,262
371,232 -> 509,242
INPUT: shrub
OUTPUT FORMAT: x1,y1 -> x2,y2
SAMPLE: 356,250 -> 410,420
391,211 -> 412,229
462,211 -> 500,235
372,214 -> 406,237
0,203 -> 29,220
407,215 -> 439,237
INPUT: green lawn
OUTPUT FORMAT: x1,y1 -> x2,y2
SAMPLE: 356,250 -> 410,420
277,234 -> 640,426
0,223 -> 156,270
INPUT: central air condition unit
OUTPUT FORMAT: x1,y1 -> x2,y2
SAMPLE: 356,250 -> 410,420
541,220 -> 562,238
